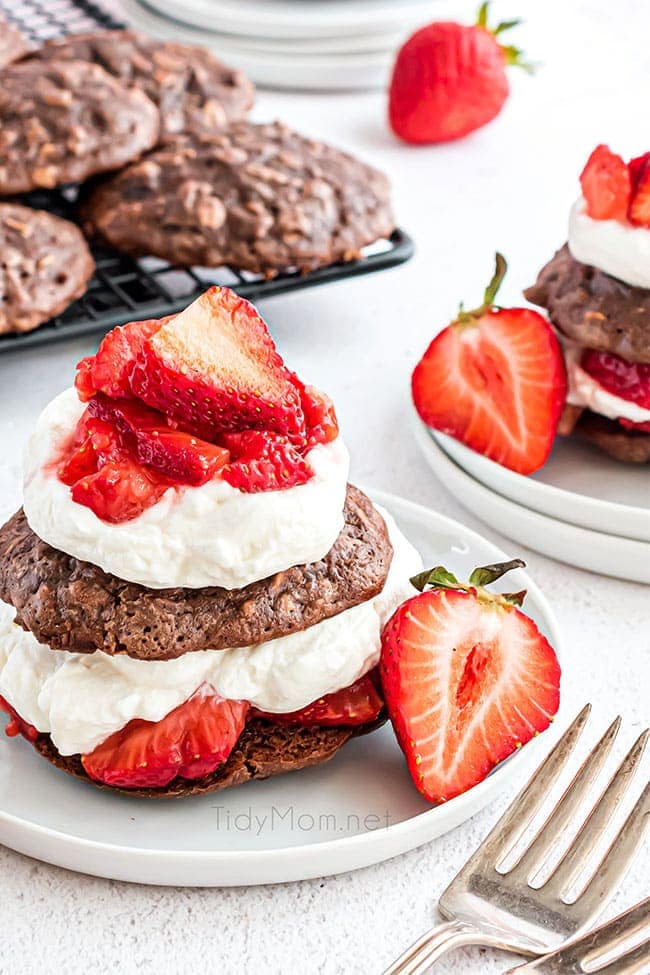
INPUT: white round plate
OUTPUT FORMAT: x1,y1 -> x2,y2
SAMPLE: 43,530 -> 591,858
414,420 -> 650,583
138,0 -> 433,39
434,430 -> 649,543
120,0 -> 394,89
0,490 -> 561,887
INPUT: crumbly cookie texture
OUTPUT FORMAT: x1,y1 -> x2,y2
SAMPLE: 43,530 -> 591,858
82,120 -> 395,276
525,244 -> 650,365
29,29 -> 254,141
0,16 -> 29,68
0,486 -> 393,659
0,204 -> 95,335
0,59 -> 160,194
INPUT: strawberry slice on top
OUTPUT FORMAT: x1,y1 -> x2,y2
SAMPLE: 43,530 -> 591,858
412,254 -> 567,474
380,560 -> 560,804
130,286 -> 307,442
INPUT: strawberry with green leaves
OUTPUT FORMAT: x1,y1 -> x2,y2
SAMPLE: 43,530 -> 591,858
412,254 -> 567,474
380,559 -> 560,804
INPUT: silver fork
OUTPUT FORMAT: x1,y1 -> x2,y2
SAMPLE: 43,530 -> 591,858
384,705 -> 650,975
505,897 -> 650,973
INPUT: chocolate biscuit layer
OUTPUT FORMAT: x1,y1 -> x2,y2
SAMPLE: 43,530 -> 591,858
0,485 -> 392,659
575,411 -> 650,464
33,715 -> 385,798
525,245 -> 650,364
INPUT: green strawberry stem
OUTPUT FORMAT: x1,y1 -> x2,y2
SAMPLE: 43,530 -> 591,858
410,558 -> 527,607
456,252 -> 508,325
476,2 -> 534,74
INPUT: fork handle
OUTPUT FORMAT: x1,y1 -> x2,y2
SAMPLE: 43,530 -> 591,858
383,919 -> 483,975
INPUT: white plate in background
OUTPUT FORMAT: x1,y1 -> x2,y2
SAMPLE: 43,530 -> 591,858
0,490 -> 562,887
434,431 -> 649,543
414,419 -> 650,583
139,0 -> 432,39
120,0 -> 395,89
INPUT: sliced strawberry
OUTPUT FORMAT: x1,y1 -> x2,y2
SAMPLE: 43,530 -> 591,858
221,429 -> 313,492
71,456 -> 171,524
618,418 -> 650,433
75,317 -> 170,402
290,375 -> 339,449
412,255 -> 567,474
580,145 -> 631,221
56,413 -> 122,486
628,152 -> 650,227
0,695 -> 39,743
129,287 -> 306,442
254,674 -> 383,727
87,394 -> 230,486
581,349 -> 650,410
82,691 -> 249,789
380,561 -> 561,804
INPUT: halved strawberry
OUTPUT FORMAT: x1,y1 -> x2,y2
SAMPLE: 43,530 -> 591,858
0,695 -> 39,743
254,673 -> 383,727
129,287 -> 306,442
82,691 -> 249,789
412,254 -> 567,474
580,145 -> 631,221
628,152 -> 650,227
221,429 -> 313,492
75,317 -> 170,402
380,561 -> 560,804
619,418 -> 650,432
88,394 -> 230,486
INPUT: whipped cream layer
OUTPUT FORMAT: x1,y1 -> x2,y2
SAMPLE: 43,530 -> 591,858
564,345 -> 650,423
0,510 -> 423,756
568,197 -> 650,289
23,388 -> 349,590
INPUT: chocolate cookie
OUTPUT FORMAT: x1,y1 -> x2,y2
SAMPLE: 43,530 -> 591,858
33,715 -> 385,798
525,245 -> 650,364
0,486 -> 393,659
0,16 -> 29,68
29,29 -> 254,141
0,59 -> 159,194
575,411 -> 650,464
0,203 -> 95,335
81,121 -> 395,276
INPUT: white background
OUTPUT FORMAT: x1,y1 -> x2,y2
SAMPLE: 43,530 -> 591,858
0,1 -> 648,972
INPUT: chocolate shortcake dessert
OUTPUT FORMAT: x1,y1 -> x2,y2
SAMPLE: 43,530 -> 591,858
0,287 -> 421,796
525,145 -> 650,463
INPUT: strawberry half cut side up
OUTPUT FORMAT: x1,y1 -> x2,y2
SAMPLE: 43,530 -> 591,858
253,673 -> 384,727
129,287 -> 307,442
412,254 -> 567,474
82,691 -> 249,789
380,559 -> 560,804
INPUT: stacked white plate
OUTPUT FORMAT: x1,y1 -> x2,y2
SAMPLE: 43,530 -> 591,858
413,410 -> 650,583
118,0 -> 436,89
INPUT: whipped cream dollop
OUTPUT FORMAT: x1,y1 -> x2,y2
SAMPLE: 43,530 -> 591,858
23,388 -> 350,590
568,197 -> 650,289
564,344 -> 650,423
0,510 -> 423,756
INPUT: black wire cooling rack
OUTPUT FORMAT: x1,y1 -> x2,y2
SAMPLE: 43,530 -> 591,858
0,0 -> 414,352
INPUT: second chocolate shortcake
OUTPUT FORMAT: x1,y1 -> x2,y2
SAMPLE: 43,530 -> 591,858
526,145 -> 650,463
0,287 -> 422,796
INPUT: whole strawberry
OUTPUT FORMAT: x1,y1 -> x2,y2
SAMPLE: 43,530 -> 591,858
389,2 -> 530,145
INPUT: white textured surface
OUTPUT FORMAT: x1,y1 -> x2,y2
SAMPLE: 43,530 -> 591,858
0,0 -> 648,972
